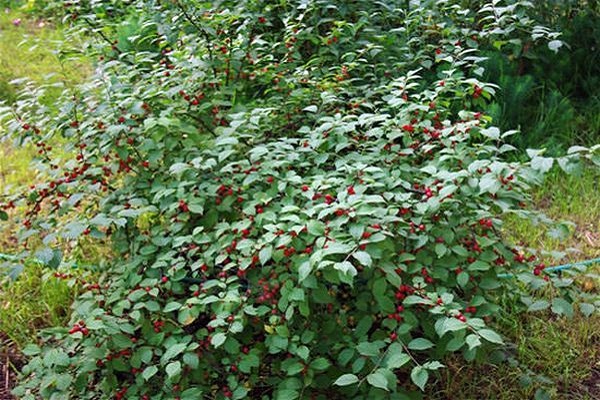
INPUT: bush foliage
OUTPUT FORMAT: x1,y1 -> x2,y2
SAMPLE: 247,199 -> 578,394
1,1 -> 598,399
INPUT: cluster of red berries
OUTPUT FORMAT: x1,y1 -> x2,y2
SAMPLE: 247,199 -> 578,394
256,276 -> 280,304
463,238 -> 482,253
178,200 -> 189,212
512,248 -> 536,264
179,89 -> 204,105
478,218 -> 493,229
465,306 -> 477,314
153,320 -> 165,333
387,305 -> 405,322
395,284 -> 415,301
216,184 -> 242,204
420,267 -> 435,284
68,320 -> 89,335
533,263 -> 546,276
114,387 -> 128,400
222,386 -> 233,398
22,123 -> 40,134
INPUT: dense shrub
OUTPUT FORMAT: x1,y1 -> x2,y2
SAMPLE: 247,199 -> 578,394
1,1 -> 598,399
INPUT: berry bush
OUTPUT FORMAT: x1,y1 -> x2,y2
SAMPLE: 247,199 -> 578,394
1,1 -> 599,399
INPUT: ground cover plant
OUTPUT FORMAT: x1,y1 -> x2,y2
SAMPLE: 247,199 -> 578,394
0,1 -> 598,399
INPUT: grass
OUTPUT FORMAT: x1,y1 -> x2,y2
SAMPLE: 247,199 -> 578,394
0,7 -> 88,105
0,263 -> 77,348
430,167 -> 600,399
0,9 -> 88,350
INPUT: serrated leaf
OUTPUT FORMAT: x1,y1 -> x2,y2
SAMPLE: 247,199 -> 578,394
551,298 -> 573,318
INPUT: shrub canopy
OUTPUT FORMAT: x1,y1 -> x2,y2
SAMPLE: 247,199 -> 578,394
1,1 -> 598,399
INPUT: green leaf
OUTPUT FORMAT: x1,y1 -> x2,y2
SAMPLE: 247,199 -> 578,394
435,317 -> 467,336
310,357 -> 331,371
357,341 -> 383,357
165,361 -> 181,379
161,343 -> 187,363
211,332 -> 227,348
183,352 -> 199,369
411,366 -> 429,391
408,338 -> 434,350
352,251 -> 372,267
551,298 -> 573,318
579,303 -> 595,317
22,344 -> 41,356
527,300 -> 549,312
163,302 -> 182,312
478,329 -> 503,344
142,365 -> 158,381
307,220 -> 325,236
333,373 -> 359,386
298,261 -> 311,282
465,334 -> 481,350
366,371 -> 389,391
259,246 -> 273,265
276,389 -> 299,400
457,271 -> 469,287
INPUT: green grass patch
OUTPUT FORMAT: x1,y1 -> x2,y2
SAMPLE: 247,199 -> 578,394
432,167 -> 600,399
0,9 -> 92,348
0,263 -> 78,348
0,9 -> 88,105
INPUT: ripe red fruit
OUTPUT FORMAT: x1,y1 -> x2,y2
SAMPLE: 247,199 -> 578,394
178,200 -> 189,212
301,185 -> 309,192
390,332 -> 398,341
402,124 -> 414,133
361,231 -> 372,239
347,186 -> 355,195
161,276 -> 168,283
266,176 -> 274,183
258,16 -> 266,23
